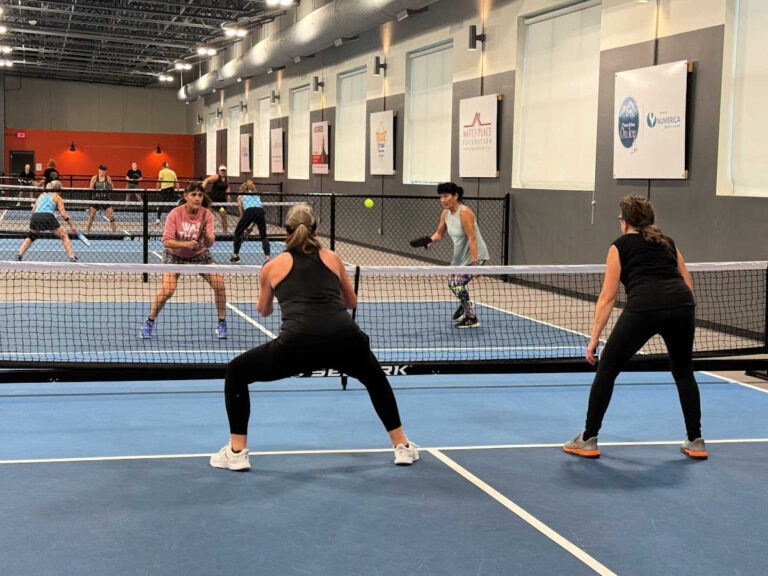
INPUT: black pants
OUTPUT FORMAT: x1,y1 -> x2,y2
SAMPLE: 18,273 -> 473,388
224,330 -> 402,435
233,207 -> 269,257
584,306 -> 702,441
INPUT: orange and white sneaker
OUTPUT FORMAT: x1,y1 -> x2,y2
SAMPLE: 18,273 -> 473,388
563,433 -> 600,458
680,438 -> 708,460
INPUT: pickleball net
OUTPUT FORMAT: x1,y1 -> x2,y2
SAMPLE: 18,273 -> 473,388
0,261 -> 765,377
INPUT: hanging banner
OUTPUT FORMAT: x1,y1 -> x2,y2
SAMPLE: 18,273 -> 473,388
270,128 -> 284,174
370,110 -> 396,175
311,121 -> 330,175
614,61 -> 689,179
239,132 -> 251,173
459,94 -> 500,178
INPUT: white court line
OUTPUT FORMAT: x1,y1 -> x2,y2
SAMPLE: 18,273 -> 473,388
0,209 -> 6,223
151,250 -> 163,261
226,302 -> 277,339
699,370 -> 768,396
2,438 -> 766,465
475,301 -> 595,341
428,448 -> 617,576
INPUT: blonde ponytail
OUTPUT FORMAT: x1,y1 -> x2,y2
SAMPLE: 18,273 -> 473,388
285,204 -> 322,254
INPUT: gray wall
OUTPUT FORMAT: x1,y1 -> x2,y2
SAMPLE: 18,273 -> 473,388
245,25 -> 766,265
4,76 -> 186,134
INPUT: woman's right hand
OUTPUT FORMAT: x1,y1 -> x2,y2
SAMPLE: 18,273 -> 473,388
586,337 -> 600,366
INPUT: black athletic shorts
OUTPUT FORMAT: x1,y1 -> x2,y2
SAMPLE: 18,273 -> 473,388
30,212 -> 60,231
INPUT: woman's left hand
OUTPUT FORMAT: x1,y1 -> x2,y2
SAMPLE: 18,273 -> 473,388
586,337 -> 599,366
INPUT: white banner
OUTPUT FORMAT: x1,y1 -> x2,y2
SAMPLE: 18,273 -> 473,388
311,121 -> 330,175
270,128 -> 284,174
459,94 -> 499,178
614,61 -> 688,179
239,132 -> 251,174
370,110 -> 395,175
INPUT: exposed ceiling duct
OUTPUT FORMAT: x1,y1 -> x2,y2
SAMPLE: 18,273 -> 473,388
178,0 -> 440,101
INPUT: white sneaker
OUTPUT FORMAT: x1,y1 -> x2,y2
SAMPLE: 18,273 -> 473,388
210,444 -> 250,471
394,442 -> 420,466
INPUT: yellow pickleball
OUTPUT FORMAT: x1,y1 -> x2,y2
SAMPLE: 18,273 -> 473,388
364,198 -> 374,208
219,207 -> 226,213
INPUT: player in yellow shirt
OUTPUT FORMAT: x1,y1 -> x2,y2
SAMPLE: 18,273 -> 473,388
156,161 -> 178,224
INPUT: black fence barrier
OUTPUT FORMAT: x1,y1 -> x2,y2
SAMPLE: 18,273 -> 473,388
0,184 -> 511,267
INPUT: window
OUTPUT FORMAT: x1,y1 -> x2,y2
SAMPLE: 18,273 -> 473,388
513,1 -> 601,190
335,67 -> 367,182
404,41 -> 454,184
718,0 -> 768,196
288,85 -> 310,180
255,97 -> 271,177
206,112 -> 218,174
227,106 -> 241,176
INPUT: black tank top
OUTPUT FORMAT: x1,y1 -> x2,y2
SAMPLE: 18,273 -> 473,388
612,233 -> 694,311
211,175 -> 228,199
273,249 -> 357,340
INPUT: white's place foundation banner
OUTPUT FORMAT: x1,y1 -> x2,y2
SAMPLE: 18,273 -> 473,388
614,61 -> 689,179
459,94 -> 499,178
270,128 -> 284,174
239,133 -> 251,173
370,110 -> 395,175
311,121 -> 330,175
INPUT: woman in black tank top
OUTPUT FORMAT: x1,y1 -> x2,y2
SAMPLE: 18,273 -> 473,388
563,195 -> 707,460
203,166 -> 231,235
210,204 -> 419,471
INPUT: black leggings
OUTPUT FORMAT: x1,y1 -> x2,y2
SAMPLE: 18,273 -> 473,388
584,306 -> 702,441
224,330 -> 402,435
233,207 -> 269,257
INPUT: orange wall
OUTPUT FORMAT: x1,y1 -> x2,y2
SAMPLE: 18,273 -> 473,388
4,128 -> 196,183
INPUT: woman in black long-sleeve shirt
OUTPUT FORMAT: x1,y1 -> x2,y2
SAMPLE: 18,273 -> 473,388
564,195 -> 706,460
210,204 -> 418,471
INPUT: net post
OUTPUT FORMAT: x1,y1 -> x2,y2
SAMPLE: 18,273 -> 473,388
142,188 -> 149,282
330,193 -> 336,251
503,192 -> 511,265
764,264 -> 768,350
340,265 -> 361,391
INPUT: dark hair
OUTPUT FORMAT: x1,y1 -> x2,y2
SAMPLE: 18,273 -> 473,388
619,195 -> 669,248
184,181 -> 210,207
98,164 -> 107,171
285,204 -> 321,254
437,182 -> 464,201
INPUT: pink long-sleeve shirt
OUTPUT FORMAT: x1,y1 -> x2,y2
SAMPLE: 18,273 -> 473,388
162,205 -> 215,259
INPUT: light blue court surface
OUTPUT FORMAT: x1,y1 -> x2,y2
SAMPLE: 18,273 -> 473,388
0,237 -> 282,263
0,301 -> 588,364
1,372 -> 767,575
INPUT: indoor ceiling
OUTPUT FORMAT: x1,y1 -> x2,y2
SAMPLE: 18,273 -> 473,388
0,0 -> 290,87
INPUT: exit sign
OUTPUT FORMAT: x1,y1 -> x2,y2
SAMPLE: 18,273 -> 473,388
16,132 -> 26,138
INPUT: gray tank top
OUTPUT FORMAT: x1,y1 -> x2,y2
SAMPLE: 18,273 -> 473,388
444,205 -> 489,265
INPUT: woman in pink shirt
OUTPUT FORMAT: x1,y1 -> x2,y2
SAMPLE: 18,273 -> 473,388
140,182 -> 228,339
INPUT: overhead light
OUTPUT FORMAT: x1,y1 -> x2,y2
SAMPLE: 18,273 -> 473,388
155,144 -> 162,154
280,0 -> 298,5
197,47 -> 216,56
174,62 -> 192,70
0,46 -> 12,54
468,25 -> 487,52
69,142 -> 76,152
373,56 -> 387,77
312,76 -> 324,93
270,90 -> 280,104
267,65 -> 285,74
0,26 -> 7,34
266,0 -> 280,5
0,59 -> 13,68
236,76 -> 242,82
225,27 -> 247,37
158,74 -> 173,82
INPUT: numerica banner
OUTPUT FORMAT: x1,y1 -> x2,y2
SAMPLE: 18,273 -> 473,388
459,94 -> 500,178
613,61 -> 689,179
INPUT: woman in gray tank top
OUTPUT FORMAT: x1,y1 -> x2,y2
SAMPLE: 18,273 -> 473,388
428,182 -> 490,329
